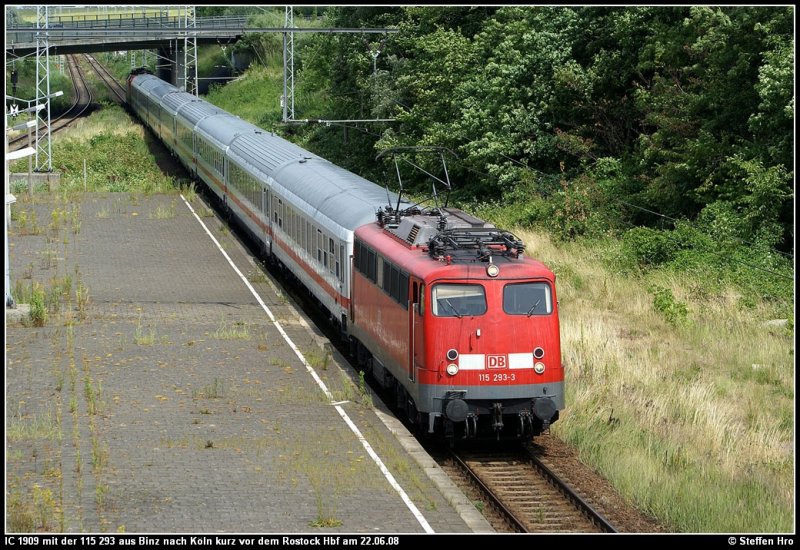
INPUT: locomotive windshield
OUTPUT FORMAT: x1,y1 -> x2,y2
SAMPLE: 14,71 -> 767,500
431,284 -> 487,317
503,282 -> 553,315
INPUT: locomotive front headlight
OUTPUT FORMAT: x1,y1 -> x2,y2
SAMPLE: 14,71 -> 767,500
534,362 -> 546,374
446,363 -> 459,376
533,347 -> 545,359
447,349 -> 459,361
486,264 -> 500,278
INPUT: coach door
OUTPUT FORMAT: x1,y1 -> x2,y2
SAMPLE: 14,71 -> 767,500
261,187 -> 271,253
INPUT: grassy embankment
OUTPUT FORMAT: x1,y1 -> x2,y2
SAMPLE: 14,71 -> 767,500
507,228 -> 793,533
10,103 -> 187,195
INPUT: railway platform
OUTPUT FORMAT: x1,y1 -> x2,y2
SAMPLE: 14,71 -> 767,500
5,191 -> 492,534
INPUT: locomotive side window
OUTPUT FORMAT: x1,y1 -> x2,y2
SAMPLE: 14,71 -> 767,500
366,249 -> 376,283
399,272 -> 409,306
432,284 -> 487,317
503,282 -> 552,315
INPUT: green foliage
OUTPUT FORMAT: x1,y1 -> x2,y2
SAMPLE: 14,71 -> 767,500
6,57 -> 74,115
648,285 -> 689,326
623,227 -> 680,268
210,6 -> 793,311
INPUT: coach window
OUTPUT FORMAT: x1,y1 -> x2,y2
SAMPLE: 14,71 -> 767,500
338,245 -> 344,281
418,283 -> 426,316
317,229 -> 323,264
329,238 -> 335,274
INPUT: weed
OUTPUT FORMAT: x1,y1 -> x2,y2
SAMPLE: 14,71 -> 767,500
29,282 -> 47,326
134,316 -> 156,345
304,350 -> 324,369
55,369 -> 64,392
149,201 -> 176,219
14,280 -> 32,304
181,182 -> 197,203
45,284 -> 62,314
357,371 -> 373,407
75,282 -> 90,316
32,484 -> 56,530
7,490 -> 35,532
84,376 -> 101,415
214,318 -> 251,340
70,205 -> 81,233
193,379 -> 224,399
91,437 -> 108,471
7,409 -> 60,442
96,206 -> 110,219
309,517 -> 343,528
247,268 -> 268,284
96,484 -> 109,509
473,500 -> 485,513
40,247 -> 58,270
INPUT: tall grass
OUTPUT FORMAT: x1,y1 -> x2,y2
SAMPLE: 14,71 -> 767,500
10,105 -> 185,194
515,228 -> 794,532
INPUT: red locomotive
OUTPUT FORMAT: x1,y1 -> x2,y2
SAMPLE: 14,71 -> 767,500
350,204 -> 562,440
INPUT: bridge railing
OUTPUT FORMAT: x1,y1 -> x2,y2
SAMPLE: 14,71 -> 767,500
6,16 -> 251,48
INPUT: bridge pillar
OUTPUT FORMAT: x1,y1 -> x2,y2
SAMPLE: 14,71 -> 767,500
156,41 -> 187,91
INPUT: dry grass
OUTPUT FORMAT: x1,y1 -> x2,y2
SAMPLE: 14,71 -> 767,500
516,228 -> 794,532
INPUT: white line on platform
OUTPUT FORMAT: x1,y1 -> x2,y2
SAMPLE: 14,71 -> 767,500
180,195 -> 435,534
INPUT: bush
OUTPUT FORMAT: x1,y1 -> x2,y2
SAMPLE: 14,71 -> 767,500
648,285 -> 689,326
622,227 -> 680,267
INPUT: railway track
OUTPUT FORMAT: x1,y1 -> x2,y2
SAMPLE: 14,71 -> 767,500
448,446 -> 617,533
81,53 -> 127,104
8,53 -> 93,152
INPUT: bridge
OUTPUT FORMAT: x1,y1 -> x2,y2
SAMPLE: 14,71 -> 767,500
6,16 -> 251,56
7,12 -> 396,96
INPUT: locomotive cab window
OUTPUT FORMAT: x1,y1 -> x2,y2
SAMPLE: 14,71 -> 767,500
503,282 -> 553,315
431,284 -> 486,317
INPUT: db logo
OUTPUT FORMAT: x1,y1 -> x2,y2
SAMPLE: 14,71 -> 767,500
487,355 -> 507,369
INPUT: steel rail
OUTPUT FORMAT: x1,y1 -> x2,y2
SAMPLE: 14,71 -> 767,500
82,54 -> 126,104
526,453 -> 618,533
448,450 -> 528,533
8,54 -> 91,151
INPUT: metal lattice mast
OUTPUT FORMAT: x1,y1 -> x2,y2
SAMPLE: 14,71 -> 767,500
34,5 -> 52,172
184,5 -> 198,95
282,6 -> 295,121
